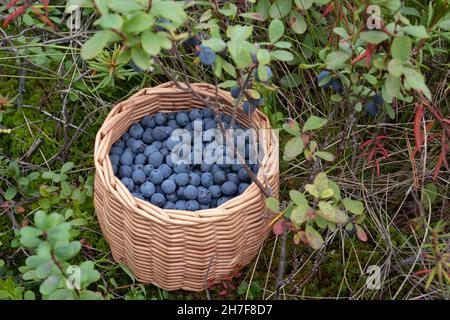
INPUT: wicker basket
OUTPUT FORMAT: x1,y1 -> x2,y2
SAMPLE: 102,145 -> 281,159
93,82 -> 279,291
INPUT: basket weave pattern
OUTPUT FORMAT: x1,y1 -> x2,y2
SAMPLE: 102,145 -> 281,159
94,82 -> 279,291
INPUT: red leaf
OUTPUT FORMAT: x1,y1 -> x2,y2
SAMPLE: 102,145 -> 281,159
375,159 -> 380,176
218,289 -> 228,296
30,5 -> 55,29
351,51 -> 366,65
433,151 -> 444,181
272,219 -> 285,235
3,4 -> 26,28
414,104 -> 425,153
42,0 -> 49,14
320,3 -> 334,18
6,0 -> 20,9
355,225 -> 368,242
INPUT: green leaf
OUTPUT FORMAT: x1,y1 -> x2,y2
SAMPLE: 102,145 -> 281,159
360,31 -> 390,44
257,65 -> 269,81
95,13 -> 123,30
5,186 -> 17,200
40,275 -> 60,296
151,1 -> 187,26
387,58 -> 404,77
269,0 -> 293,19
384,74 -> 401,99
294,0 -> 313,9
289,190 -> 307,206
404,68 -> 432,100
47,289 -> 75,300
279,73 -> 300,88
391,36 -> 411,61
305,224 -> 324,249
315,151 -> 335,162
107,0 -> 143,14
270,50 -> 294,62
283,136 -> 304,161
402,25 -> 429,39
256,0 -> 271,20
328,180 -> 341,200
61,162 -> 74,174
290,205 -> 309,226
80,261 -> 101,287
320,188 -> 334,199
342,198 -> 364,215
81,30 -> 114,60
282,119 -> 301,136
269,19 -> 284,43
318,201 -> 349,224
123,12 -> 154,34
266,197 -> 280,212
325,51 -> 350,69
19,227 -> 42,248
256,49 -> 271,65
54,241 -> 81,261
131,47 -> 152,70
303,115 -> 327,132
24,290 -> 35,300
304,184 -> 319,198
289,11 -> 307,34
202,38 -> 227,52
47,223 -> 71,242
141,31 -> 161,56
333,27 -> 348,39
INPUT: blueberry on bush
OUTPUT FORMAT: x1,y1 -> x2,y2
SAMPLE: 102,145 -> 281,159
364,101 -> 379,116
198,45 -> 216,65
230,86 -> 241,99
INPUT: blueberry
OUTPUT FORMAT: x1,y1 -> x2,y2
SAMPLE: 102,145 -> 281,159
186,200 -> 200,211
189,172 -> 201,186
150,193 -> 165,207
148,152 -> 163,168
238,182 -> 250,194
132,192 -> 145,200
121,132 -> 130,141
175,172 -> 190,186
134,164 -> 144,171
174,163 -> 190,174
144,145 -> 159,157
373,95 -> 384,105
142,129 -> 154,144
176,112 -> 189,126
227,173 -> 240,185
152,141 -> 163,149
183,185 -> 198,200
167,119 -> 179,129
255,66 -> 273,82
143,164 -> 154,176
252,164 -> 259,174
231,164 -> 243,172
230,86 -> 241,99
142,115 -> 155,128
152,126 -> 170,141
119,165 -> 133,178
140,181 -> 156,198
112,165 -> 118,175
331,79 -> 343,93
175,200 -> 187,210
159,164 -> 172,179
134,153 -> 147,165
114,140 -> 125,149
155,185 -> 163,194
177,186 -> 185,199
129,123 -> 144,139
110,154 -> 120,167
238,167 -> 250,182
209,185 -> 222,198
365,101 -> 379,116
217,197 -> 230,206
211,164 -> 221,173
204,119 -> 217,130
166,136 -> 181,151
165,154 -> 174,168
200,164 -> 212,172
120,152 -> 134,166
149,169 -> 164,185
210,198 -> 218,207
126,137 -> 136,149
199,46 -> 216,65
154,112 -> 168,126
221,114 -> 232,124
184,34 -> 200,48
248,97 -> 264,107
189,108 -> 203,121
201,172 -> 214,188
167,112 -> 176,120
213,170 -> 227,184
132,169 -> 146,185
317,70 -> 333,88
203,108 -> 215,118
200,204 -> 210,210
161,179 -> 176,194
121,177 -> 134,192
163,201 -> 175,209
166,192 -> 179,202
131,140 -> 145,154
221,181 -> 237,196
243,101 -> 256,114
110,146 -> 123,156
197,187 -> 212,205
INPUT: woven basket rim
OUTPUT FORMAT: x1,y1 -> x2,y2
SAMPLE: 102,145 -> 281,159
94,82 -> 279,225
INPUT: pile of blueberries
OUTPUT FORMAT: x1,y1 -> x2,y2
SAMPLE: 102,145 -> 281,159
109,108 -> 260,211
